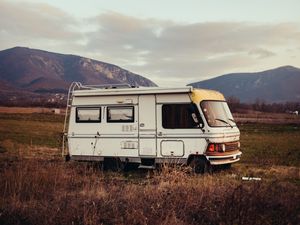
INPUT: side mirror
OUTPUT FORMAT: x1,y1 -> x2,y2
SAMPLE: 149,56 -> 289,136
191,113 -> 199,123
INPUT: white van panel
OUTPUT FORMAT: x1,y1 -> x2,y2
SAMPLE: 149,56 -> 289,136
73,95 -> 138,105
161,140 -> 184,156
156,94 -> 190,103
138,95 -> 157,156
68,138 -> 98,156
69,137 -> 139,157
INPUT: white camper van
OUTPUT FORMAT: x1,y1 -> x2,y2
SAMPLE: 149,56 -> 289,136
62,82 -> 241,173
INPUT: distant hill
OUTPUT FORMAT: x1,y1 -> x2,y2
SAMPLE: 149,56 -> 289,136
189,66 -> 300,103
0,47 -> 156,94
0,47 -> 156,106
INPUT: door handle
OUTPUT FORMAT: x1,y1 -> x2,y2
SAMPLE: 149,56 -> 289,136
157,132 -> 162,136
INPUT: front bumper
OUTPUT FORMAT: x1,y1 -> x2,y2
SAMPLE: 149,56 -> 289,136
206,150 -> 242,165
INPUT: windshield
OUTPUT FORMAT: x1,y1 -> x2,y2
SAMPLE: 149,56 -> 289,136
200,101 -> 236,127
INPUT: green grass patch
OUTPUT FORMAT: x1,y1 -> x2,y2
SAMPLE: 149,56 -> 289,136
0,113 -> 64,123
0,113 -> 64,148
239,123 -> 300,167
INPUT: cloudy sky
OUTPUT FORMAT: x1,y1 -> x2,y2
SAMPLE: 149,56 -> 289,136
1,0 -> 300,86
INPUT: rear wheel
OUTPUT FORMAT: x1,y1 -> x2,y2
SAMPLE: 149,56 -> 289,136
103,157 -> 124,171
65,154 -> 70,162
190,157 -> 211,174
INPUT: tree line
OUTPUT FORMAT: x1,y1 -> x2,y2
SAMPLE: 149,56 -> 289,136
227,96 -> 300,113
0,93 -> 299,113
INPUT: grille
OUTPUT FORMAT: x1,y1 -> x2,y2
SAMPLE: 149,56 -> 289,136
225,142 -> 239,151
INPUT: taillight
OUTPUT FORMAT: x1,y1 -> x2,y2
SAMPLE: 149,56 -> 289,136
207,143 -> 215,152
206,143 -> 225,153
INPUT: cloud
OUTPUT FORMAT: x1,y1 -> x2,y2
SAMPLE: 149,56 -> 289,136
0,0 -> 82,48
248,48 -> 276,59
84,12 -> 300,85
1,4 -> 300,86
84,12 -> 170,62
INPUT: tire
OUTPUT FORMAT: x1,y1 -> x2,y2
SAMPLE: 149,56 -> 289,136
103,157 -> 124,172
190,157 -> 211,174
221,163 -> 231,170
65,154 -> 70,162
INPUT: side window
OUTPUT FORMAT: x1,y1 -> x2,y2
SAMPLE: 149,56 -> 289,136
107,106 -> 134,123
76,107 -> 101,123
162,104 -> 202,129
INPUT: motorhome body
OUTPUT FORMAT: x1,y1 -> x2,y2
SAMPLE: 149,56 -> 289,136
63,83 -> 242,172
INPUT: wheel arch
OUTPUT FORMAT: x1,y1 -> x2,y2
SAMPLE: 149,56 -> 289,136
187,154 -> 209,165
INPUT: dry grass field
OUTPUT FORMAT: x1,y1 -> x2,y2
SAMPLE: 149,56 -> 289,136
234,112 -> 300,124
0,106 -> 65,114
0,111 -> 299,225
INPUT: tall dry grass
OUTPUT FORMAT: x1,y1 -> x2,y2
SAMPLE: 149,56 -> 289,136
0,160 -> 299,225
0,113 -> 299,224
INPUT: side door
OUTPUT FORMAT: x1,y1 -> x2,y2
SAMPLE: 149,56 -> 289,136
138,95 -> 157,156
156,102 -> 203,157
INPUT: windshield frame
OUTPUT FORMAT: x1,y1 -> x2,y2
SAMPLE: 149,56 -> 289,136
200,100 -> 236,128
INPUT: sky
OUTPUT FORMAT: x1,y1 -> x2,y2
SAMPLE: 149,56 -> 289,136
1,0 -> 300,86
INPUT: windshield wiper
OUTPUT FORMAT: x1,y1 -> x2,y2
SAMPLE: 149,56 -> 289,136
215,118 -> 233,128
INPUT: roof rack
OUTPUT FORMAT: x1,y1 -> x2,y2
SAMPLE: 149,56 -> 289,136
69,82 -> 137,91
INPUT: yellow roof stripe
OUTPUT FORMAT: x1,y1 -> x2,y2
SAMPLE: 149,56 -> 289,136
190,88 -> 225,103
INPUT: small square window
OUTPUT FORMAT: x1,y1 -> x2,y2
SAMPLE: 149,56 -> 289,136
107,106 -> 134,123
76,108 -> 101,123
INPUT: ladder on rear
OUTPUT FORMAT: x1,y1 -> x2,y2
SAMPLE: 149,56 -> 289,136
62,82 -> 82,157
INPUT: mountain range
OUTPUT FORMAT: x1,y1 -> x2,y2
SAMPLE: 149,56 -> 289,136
189,66 -> 300,103
0,47 -> 156,94
0,47 -> 299,105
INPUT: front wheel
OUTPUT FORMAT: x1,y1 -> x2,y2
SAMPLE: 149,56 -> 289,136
190,157 -> 211,174
221,163 -> 231,170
